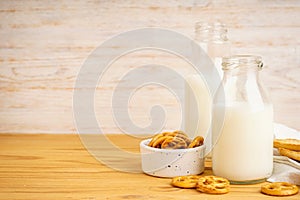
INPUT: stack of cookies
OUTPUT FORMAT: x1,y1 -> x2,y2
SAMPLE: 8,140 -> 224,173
148,130 -> 204,149
274,138 -> 300,162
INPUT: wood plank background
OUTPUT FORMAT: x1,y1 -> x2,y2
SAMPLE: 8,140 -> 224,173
0,0 -> 299,134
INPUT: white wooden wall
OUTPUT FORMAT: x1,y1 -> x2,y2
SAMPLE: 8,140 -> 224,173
0,0 -> 299,133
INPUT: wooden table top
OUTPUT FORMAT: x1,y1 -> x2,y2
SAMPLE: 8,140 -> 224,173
0,134 -> 299,200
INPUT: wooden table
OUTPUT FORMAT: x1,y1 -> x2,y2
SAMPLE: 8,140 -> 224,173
0,134 -> 299,200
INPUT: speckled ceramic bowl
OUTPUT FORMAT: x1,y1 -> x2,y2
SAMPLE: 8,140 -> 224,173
140,138 -> 205,177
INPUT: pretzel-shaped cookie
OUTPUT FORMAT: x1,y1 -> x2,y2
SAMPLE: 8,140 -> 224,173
196,176 -> 230,194
162,131 -> 190,144
152,136 -> 174,148
278,148 -> 300,162
162,131 -> 176,137
173,131 -> 191,146
148,133 -> 164,147
161,136 -> 187,149
172,130 -> 188,138
171,175 -> 200,188
261,182 -> 299,196
274,138 -> 300,151
188,136 -> 204,148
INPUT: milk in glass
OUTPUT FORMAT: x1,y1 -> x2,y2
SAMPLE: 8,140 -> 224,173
212,103 -> 273,182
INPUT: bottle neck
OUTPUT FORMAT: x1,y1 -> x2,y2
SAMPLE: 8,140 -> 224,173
217,55 -> 267,106
195,22 -> 228,43
221,55 -> 263,90
222,66 -> 260,87
223,63 -> 261,78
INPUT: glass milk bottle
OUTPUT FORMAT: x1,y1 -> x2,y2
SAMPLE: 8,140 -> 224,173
184,22 -> 230,153
212,55 -> 273,184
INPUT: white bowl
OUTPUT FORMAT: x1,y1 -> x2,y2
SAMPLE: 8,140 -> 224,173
140,138 -> 205,177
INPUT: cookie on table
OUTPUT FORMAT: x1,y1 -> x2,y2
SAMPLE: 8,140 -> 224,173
196,176 -> 230,194
261,182 -> 299,196
171,175 -> 201,189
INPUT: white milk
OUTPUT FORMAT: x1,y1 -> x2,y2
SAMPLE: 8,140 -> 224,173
184,74 -> 212,148
212,102 -> 273,182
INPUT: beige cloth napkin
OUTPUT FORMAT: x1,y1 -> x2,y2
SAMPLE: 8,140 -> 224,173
267,123 -> 300,185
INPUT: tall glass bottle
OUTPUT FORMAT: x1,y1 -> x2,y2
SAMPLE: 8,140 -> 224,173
194,21 -> 231,77
212,55 -> 273,184
184,22 -> 230,155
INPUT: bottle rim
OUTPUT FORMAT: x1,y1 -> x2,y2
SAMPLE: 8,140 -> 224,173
195,22 -> 227,32
222,55 -> 263,70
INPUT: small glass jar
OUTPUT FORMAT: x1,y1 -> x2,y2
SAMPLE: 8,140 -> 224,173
212,55 -> 273,184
